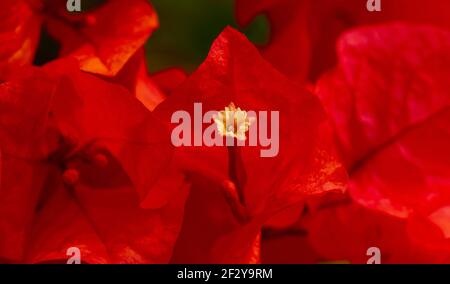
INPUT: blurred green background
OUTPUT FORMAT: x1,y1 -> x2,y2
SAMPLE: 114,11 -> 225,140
145,0 -> 270,73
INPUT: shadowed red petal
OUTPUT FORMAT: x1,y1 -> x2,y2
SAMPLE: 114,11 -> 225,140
48,62 -> 174,203
261,231 -> 321,264
0,67 -> 59,261
151,68 -> 188,96
27,170 -> 189,264
305,203 -> 444,263
0,62 -> 187,263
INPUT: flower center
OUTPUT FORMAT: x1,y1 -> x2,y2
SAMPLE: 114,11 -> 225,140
62,168 -> 80,186
214,102 -> 254,141
48,128 -> 110,187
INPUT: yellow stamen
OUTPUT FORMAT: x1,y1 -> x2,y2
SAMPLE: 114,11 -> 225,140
214,102 -> 255,141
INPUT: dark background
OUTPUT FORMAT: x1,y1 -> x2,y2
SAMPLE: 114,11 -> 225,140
145,0 -> 269,72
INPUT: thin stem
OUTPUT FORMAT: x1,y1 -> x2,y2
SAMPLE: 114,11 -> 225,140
227,143 -> 247,206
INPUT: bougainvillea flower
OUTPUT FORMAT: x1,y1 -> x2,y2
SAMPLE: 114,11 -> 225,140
0,60 -> 188,263
0,0 -> 41,80
315,23 -> 450,219
236,0 -> 450,81
152,27 -> 347,263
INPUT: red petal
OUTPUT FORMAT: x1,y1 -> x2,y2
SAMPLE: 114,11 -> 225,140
236,0 -> 450,81
316,24 -> 450,218
0,0 -> 41,80
0,67 -> 59,262
235,0 -> 310,83
261,231 -> 321,264
46,0 -> 158,76
112,49 -> 166,111
305,202 -> 440,263
151,68 -> 188,96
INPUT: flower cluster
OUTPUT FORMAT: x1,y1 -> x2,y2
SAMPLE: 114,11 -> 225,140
0,0 -> 449,264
